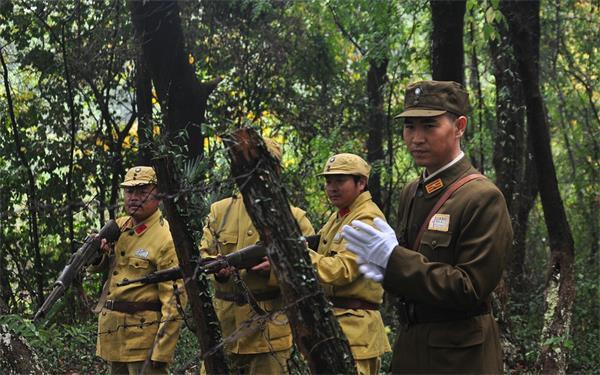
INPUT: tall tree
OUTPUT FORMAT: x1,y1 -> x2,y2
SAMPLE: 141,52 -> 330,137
501,1 -> 576,372
129,0 -> 218,161
129,1 -> 227,373
1,49 -> 44,308
430,0 -> 466,84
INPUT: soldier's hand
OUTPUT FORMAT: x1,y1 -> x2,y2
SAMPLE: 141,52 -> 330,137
99,238 -> 114,255
342,217 -> 398,269
214,265 -> 234,282
251,257 -> 271,273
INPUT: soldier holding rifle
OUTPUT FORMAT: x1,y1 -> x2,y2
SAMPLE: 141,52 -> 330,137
88,166 -> 187,375
200,138 -> 315,374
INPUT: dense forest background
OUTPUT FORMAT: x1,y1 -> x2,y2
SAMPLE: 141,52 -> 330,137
0,0 -> 597,373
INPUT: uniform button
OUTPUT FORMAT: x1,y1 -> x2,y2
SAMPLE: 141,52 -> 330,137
247,230 -> 253,236
129,230 -> 135,236
417,190 -> 424,197
113,271 -> 118,276
140,317 -> 146,324
120,251 -> 125,256
431,240 -> 437,246
323,239 -> 327,244
107,291 -> 111,295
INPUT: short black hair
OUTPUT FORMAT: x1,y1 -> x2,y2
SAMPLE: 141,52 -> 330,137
352,175 -> 369,191
444,112 -> 459,122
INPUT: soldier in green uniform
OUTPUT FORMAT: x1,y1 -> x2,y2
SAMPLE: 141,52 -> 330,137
89,166 -> 187,374
308,153 -> 391,375
200,138 -> 315,374
343,81 -> 512,373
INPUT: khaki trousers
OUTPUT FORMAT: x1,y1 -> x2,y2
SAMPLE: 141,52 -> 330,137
110,361 -> 168,375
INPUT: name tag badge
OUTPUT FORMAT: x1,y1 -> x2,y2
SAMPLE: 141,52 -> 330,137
428,214 -> 450,232
135,248 -> 149,259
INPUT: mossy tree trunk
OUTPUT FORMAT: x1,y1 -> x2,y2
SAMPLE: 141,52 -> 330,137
225,128 -> 356,374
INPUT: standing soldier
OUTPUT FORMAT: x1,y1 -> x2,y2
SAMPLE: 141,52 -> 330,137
88,166 -> 187,374
200,138 -> 315,374
308,153 -> 391,375
343,80 -> 513,373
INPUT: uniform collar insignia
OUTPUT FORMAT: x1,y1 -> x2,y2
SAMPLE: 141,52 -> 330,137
338,207 -> 351,218
425,178 -> 444,194
134,223 -> 147,235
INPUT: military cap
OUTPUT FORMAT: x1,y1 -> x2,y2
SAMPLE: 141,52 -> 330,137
319,153 -> 371,180
120,166 -> 157,187
396,80 -> 469,118
263,137 -> 282,161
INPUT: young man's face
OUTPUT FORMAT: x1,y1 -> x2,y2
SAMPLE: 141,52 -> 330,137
123,184 -> 160,224
324,175 -> 366,209
402,114 -> 466,174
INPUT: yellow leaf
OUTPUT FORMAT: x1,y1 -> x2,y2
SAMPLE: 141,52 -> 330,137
189,54 -> 195,65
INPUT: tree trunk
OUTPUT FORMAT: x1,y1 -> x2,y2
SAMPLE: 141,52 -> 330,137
430,0 -> 466,84
0,189 -> 14,309
467,18 -> 486,172
129,2 -> 228,372
225,128 -> 356,374
0,324 -> 46,375
501,1 -> 576,372
129,0 -> 218,160
135,54 -> 154,166
366,58 -> 388,210
154,157 -> 229,375
1,49 -> 45,309
490,22 -> 527,370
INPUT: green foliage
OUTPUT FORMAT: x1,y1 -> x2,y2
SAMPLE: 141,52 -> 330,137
0,314 -> 106,374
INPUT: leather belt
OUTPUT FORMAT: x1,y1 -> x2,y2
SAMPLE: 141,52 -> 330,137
215,290 -> 280,305
104,300 -> 162,314
330,297 -> 380,311
398,300 -> 491,325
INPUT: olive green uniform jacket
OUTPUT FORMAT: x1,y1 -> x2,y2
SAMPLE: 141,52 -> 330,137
89,209 -> 187,363
200,195 -> 315,354
309,191 -> 391,360
383,157 -> 512,373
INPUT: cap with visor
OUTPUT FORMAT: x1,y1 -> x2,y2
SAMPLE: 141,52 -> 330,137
121,166 -> 157,187
395,80 -> 469,118
319,153 -> 371,181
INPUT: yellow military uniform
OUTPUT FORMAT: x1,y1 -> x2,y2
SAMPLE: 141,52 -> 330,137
89,209 -> 187,364
309,191 -> 391,372
200,195 -> 315,372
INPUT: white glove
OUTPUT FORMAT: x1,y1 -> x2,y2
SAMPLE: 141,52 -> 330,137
342,217 -> 398,269
358,263 -> 385,282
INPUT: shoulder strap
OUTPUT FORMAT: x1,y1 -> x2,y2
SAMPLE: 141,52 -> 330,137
413,173 -> 485,250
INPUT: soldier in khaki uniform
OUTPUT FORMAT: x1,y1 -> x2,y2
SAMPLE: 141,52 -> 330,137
200,138 -> 315,374
343,81 -> 513,373
89,166 -> 187,375
308,153 -> 391,375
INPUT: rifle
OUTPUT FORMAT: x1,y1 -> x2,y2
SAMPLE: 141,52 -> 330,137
117,243 -> 268,286
117,234 -> 321,287
34,220 -> 121,321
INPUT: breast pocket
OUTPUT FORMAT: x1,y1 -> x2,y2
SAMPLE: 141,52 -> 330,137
419,231 -> 453,264
215,232 -> 238,256
127,256 -> 152,278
